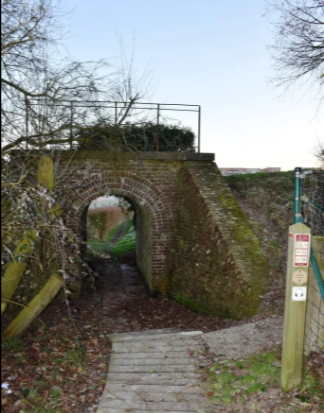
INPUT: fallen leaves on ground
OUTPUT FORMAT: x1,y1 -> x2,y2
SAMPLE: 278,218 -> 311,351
1,258 -> 226,412
2,256 -> 322,413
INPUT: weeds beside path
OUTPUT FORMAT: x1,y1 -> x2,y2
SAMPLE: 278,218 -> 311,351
201,348 -> 323,413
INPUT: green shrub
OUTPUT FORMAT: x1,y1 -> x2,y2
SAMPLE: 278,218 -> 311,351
77,121 -> 196,152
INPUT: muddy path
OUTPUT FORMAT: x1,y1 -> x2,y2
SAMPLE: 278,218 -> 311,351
79,256 -> 227,333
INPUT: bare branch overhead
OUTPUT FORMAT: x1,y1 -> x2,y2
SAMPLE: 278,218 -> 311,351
266,0 -> 324,99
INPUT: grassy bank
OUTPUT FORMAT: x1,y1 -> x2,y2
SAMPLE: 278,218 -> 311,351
225,171 -> 295,230
223,172 -> 295,316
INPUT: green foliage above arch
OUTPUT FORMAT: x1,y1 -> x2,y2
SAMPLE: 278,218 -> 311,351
77,121 -> 196,152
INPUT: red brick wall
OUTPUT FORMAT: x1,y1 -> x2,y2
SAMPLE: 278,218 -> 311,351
58,152 -> 268,319
61,156 -> 178,290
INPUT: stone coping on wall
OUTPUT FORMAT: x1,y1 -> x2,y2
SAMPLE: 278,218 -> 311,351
10,150 -> 215,161
60,150 -> 215,161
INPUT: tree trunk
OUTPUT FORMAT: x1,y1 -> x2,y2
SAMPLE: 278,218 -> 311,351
3,273 -> 64,339
1,231 -> 37,313
38,156 -> 55,191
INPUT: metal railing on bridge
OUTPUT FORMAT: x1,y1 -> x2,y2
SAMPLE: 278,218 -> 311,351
26,100 -> 202,153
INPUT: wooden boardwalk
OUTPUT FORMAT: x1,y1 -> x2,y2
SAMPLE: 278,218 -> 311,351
97,330 -> 213,412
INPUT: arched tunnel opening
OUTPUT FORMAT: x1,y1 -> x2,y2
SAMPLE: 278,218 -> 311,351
74,189 -> 224,335
80,194 -> 151,298
87,196 -> 136,262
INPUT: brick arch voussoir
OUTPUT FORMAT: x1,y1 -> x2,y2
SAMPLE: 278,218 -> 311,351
102,171 -> 168,203
67,175 -> 172,233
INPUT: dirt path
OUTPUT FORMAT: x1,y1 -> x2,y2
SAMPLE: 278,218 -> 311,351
84,257 -> 226,334
110,221 -> 128,244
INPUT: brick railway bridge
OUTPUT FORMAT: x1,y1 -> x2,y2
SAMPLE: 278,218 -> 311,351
61,151 -> 268,320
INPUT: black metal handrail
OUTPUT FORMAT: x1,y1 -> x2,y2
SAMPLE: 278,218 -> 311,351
27,100 -> 201,152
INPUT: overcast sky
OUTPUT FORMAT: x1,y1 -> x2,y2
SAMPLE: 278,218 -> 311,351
63,0 -> 323,170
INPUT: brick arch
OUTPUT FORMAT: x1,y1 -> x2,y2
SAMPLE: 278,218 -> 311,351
65,172 -> 174,290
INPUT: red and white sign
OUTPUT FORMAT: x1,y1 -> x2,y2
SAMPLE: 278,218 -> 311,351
294,234 -> 310,267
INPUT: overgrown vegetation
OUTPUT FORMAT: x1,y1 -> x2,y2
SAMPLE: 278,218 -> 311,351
1,154 -> 78,318
87,218 -> 136,259
78,121 -> 196,152
224,171 -> 295,230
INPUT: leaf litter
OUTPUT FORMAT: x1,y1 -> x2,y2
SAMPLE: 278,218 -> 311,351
201,348 -> 323,413
1,256 -> 226,412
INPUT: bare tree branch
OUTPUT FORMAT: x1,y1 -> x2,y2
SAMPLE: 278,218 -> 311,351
266,0 -> 324,99
1,0 -> 149,151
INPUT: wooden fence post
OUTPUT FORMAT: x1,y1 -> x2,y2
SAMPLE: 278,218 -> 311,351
3,274 -> 64,339
281,222 -> 311,391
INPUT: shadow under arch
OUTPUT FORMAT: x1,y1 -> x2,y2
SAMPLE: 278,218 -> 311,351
66,173 -> 173,291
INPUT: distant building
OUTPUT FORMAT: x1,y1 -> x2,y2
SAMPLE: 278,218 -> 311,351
246,168 -> 261,174
220,168 -> 246,176
220,167 -> 281,176
261,167 -> 281,173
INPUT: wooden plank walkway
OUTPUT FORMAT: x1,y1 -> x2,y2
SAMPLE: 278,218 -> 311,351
97,330 -> 213,412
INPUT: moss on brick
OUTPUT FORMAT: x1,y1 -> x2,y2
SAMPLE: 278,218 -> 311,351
169,162 -> 268,320
170,293 -> 217,314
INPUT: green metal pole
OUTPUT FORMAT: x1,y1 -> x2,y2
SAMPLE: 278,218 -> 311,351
294,167 -> 303,224
310,248 -> 324,301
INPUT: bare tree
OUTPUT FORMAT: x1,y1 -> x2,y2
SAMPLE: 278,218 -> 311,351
266,0 -> 324,98
315,139 -> 324,166
1,0 -> 151,329
1,0 -> 149,152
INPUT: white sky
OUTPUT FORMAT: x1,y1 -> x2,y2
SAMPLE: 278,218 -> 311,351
63,0 -> 323,170
89,196 -> 119,209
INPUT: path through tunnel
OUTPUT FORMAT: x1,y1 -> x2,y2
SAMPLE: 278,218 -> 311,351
68,184 -> 225,335
82,195 -> 149,298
